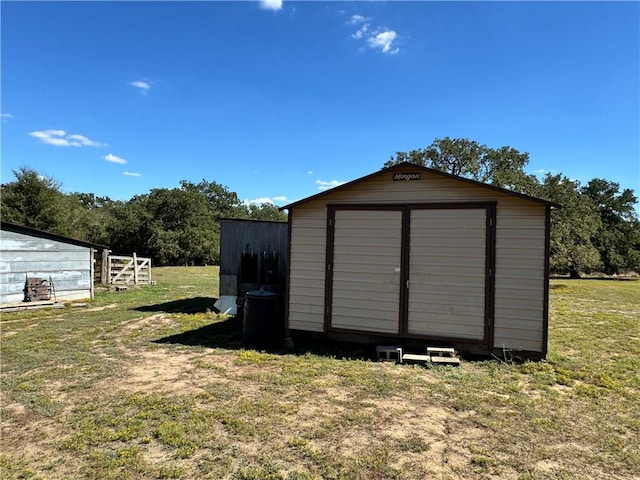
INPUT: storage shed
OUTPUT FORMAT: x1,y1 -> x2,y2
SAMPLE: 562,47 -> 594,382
282,163 -> 560,360
0,222 -> 109,305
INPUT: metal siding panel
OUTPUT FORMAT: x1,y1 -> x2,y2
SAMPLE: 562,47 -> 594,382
495,277 -> 545,289
289,312 -> 324,332
289,247 -> 324,263
219,274 -> 237,296
289,302 -> 325,316
1,231 -> 87,252
219,220 -> 288,296
493,311 -> 544,327
1,245 -> 88,256
407,209 -> 486,339
329,314 -> 398,334
1,230 -> 94,304
287,207 -> 327,333
335,178 -> 497,204
493,203 -> 546,352
1,258 -> 89,273
330,210 -> 402,334
492,328 -> 542,351
289,264 -> 325,273
288,277 -> 326,290
286,173 -> 549,349
293,169 -> 550,207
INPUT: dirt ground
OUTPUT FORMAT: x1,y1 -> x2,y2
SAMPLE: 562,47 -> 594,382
2,314 -> 500,479
3,301 -> 638,480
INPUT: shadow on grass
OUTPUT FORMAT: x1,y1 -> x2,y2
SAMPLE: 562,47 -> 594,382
153,316 -> 377,361
154,317 -> 243,350
134,297 -> 217,314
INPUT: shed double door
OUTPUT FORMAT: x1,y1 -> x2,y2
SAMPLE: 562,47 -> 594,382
328,205 -> 492,343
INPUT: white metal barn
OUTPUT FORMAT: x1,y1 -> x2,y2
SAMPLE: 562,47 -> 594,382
0,222 -> 108,305
282,163 -> 560,359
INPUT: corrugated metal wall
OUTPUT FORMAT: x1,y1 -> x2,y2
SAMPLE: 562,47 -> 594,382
0,230 -> 93,304
219,220 -> 288,296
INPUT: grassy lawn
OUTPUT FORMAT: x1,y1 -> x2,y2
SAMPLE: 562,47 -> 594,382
1,267 -> 638,479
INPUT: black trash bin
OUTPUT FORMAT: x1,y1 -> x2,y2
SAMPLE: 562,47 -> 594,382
243,290 -> 282,348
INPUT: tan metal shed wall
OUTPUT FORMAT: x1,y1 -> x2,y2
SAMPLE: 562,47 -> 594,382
408,208 -> 486,339
331,210 -> 402,334
493,203 -> 546,351
287,169 -> 547,352
288,204 -> 327,332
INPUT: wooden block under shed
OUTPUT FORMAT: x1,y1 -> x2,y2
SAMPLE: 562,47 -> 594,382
430,356 -> 461,366
402,353 -> 431,362
427,346 -> 456,356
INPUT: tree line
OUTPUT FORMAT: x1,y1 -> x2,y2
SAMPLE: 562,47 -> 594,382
385,137 -> 640,277
2,137 -> 639,275
1,167 -> 286,266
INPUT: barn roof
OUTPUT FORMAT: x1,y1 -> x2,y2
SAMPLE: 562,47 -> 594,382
280,162 -> 561,210
0,222 -> 110,250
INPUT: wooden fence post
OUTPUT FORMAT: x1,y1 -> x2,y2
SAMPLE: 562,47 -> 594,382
101,249 -> 109,284
133,252 -> 139,285
107,253 -> 112,285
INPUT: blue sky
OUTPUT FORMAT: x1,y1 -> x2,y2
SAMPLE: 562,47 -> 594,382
1,1 -> 638,207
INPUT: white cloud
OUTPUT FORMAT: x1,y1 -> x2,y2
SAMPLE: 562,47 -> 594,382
67,134 -> 106,147
30,130 -> 68,146
29,129 -> 106,147
259,0 -> 282,11
1,113 -> 13,122
307,170 -> 313,175
247,197 -> 274,205
104,153 -> 127,164
130,80 -> 151,94
245,195 -> 288,205
368,30 -> 399,54
349,14 -> 370,39
349,14 -> 369,25
316,179 -> 347,191
352,24 -> 369,40
123,171 -> 141,177
349,13 -> 400,55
